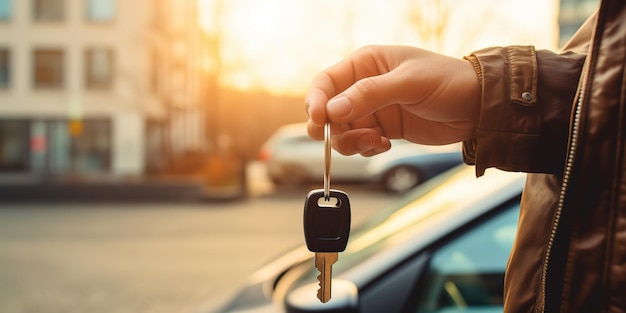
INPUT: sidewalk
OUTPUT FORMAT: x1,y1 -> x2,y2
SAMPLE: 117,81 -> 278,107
0,168 -> 254,203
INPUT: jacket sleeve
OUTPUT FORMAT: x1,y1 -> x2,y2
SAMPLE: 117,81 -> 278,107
462,46 -> 586,176
463,13 -> 595,176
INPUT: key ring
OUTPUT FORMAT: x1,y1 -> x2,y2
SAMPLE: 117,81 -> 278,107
324,122 -> 331,201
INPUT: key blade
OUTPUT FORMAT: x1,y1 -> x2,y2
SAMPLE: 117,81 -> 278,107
315,252 -> 338,303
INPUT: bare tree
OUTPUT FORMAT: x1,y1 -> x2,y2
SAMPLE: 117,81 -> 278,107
200,0 -> 223,153
406,0 -> 497,55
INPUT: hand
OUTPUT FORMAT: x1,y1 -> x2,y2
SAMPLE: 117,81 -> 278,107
305,45 -> 481,156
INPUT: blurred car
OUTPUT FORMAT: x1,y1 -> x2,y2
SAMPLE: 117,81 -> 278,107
258,123 -> 463,193
206,165 -> 526,313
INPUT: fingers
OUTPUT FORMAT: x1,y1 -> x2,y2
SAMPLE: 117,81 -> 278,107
305,71 -> 404,143
332,128 -> 392,156
305,46 -> 398,123
305,54 -> 362,128
308,121 -> 392,156
306,48 -> 417,143
306,120 -> 324,141
306,69 -> 405,126
326,72 -> 405,124
304,72 -> 334,128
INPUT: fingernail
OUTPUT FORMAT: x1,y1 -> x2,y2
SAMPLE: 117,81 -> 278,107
306,107 -> 317,125
357,135 -> 374,150
327,96 -> 352,119
374,146 -> 389,154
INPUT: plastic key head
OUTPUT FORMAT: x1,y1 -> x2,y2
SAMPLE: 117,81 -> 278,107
303,189 -> 351,253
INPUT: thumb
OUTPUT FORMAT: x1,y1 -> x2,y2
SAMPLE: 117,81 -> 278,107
326,72 -> 405,123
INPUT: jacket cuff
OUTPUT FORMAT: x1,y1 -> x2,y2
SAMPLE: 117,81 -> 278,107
461,55 -> 480,167
463,46 -> 540,176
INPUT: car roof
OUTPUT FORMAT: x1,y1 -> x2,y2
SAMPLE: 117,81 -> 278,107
269,123 -> 308,141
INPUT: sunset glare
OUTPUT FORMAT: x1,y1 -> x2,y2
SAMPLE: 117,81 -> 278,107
198,0 -> 559,96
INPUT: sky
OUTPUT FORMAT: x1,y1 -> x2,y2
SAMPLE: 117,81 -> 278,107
198,0 -> 559,96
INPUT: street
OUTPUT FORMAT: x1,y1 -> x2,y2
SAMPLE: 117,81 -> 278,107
0,177 -> 402,313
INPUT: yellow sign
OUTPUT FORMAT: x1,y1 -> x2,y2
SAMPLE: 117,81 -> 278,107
68,119 -> 83,137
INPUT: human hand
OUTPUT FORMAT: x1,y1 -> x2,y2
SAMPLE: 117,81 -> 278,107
305,45 -> 481,156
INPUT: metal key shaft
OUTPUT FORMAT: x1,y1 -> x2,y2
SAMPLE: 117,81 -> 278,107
318,122 -> 335,303
323,121 -> 331,201
315,252 -> 338,303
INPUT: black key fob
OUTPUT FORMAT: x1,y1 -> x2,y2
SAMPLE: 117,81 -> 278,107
303,189 -> 351,253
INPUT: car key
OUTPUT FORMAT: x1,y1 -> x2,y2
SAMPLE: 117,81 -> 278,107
304,189 -> 351,303
303,122 -> 351,303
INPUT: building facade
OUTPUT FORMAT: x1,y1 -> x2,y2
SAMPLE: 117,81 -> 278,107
0,0 -> 599,182
0,0 -> 206,181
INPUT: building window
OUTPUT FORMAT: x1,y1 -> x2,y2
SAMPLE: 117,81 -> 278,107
33,0 -> 65,21
70,119 -> 111,173
0,49 -> 9,88
85,0 -> 115,21
0,0 -> 11,20
33,49 -> 64,88
0,120 -> 30,172
85,48 -> 113,89
35,119 -> 111,174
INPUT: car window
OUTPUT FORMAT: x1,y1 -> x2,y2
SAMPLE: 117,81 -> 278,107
412,201 -> 519,313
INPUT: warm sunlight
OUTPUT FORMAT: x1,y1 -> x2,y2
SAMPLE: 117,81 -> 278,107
198,0 -> 559,96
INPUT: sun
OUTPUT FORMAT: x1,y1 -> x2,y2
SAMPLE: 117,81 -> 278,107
199,0 -> 316,95
228,1 -> 300,40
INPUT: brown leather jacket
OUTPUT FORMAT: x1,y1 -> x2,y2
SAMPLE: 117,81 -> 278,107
463,0 -> 626,312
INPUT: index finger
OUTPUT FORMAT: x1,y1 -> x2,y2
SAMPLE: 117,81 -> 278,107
304,61 -> 355,127
306,46 -> 400,126
304,72 -> 333,128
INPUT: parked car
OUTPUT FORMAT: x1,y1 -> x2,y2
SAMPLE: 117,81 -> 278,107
258,123 -> 463,193
206,165 -> 526,313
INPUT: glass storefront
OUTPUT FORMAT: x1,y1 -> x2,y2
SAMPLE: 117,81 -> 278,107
69,119 -> 111,173
0,119 -> 111,175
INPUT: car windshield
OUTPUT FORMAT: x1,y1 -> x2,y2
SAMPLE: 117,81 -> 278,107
412,200 -> 519,312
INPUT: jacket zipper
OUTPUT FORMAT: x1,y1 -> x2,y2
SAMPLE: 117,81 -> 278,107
539,83 -> 585,312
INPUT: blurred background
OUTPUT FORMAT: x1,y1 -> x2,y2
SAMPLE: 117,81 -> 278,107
0,0 -> 596,198
0,0 -> 597,312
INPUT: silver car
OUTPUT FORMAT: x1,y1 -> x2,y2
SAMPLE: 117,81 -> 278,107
259,123 -> 463,193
